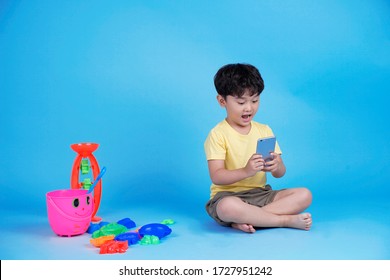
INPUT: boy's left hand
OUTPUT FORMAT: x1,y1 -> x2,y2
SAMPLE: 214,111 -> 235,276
263,152 -> 283,174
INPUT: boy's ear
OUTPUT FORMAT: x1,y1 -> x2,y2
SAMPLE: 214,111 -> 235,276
216,95 -> 226,107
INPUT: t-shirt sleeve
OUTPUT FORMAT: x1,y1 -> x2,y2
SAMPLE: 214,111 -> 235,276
275,141 -> 282,155
204,129 -> 226,160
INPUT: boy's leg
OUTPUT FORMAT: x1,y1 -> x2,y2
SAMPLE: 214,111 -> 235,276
262,187 -> 312,215
216,195 -> 312,232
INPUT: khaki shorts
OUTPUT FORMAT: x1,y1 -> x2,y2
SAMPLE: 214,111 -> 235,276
205,185 -> 281,226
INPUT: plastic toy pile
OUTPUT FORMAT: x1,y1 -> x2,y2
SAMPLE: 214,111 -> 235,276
46,144 -> 175,255
87,217 -> 174,254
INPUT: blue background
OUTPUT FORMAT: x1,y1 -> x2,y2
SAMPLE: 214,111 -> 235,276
1,0 -> 389,259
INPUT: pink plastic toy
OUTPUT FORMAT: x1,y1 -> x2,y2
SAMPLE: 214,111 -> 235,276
46,189 -> 93,237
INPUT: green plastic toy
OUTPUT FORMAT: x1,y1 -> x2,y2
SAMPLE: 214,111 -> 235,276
92,223 -> 128,238
140,235 -> 160,245
80,159 -> 90,175
83,178 -> 92,190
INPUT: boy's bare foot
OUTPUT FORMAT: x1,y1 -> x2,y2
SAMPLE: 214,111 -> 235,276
232,223 -> 256,233
230,213 -> 312,232
285,213 -> 312,230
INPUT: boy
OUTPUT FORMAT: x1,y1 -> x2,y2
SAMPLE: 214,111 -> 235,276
204,63 -> 312,233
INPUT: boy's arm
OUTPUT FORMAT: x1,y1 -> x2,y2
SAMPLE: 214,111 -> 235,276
208,154 -> 264,185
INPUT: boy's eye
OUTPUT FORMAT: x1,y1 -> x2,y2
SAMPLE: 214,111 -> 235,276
252,99 -> 259,103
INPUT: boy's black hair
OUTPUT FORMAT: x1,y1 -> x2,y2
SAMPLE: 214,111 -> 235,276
214,63 -> 264,98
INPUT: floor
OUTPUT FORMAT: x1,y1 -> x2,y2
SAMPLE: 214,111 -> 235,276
1,196 -> 389,260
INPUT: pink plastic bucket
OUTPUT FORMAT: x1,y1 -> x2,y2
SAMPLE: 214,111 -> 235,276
46,189 -> 93,237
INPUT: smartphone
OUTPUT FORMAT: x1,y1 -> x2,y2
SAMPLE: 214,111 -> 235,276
256,136 -> 276,162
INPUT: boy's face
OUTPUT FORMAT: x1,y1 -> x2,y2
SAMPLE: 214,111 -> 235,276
217,90 -> 260,133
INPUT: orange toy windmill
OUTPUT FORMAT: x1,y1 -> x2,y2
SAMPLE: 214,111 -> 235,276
70,143 -> 102,222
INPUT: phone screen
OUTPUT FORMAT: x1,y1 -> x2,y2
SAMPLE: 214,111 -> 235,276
256,137 -> 276,162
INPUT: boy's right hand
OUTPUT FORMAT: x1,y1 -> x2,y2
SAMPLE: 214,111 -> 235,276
244,154 -> 266,177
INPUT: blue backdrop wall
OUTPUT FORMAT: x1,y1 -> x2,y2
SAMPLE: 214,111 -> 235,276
1,0 -> 389,219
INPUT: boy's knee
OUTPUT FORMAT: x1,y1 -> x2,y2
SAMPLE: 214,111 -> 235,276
299,187 -> 312,207
216,196 -> 242,220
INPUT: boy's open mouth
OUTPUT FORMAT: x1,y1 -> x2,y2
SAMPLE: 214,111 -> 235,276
242,114 -> 252,120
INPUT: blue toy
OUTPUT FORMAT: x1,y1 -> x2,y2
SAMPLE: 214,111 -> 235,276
87,223 -> 101,234
117,218 -> 136,229
99,221 -> 110,227
87,220 -> 110,234
114,232 -> 140,245
138,223 -> 172,239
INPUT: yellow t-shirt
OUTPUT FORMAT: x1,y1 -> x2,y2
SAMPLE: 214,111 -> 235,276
204,120 -> 282,198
